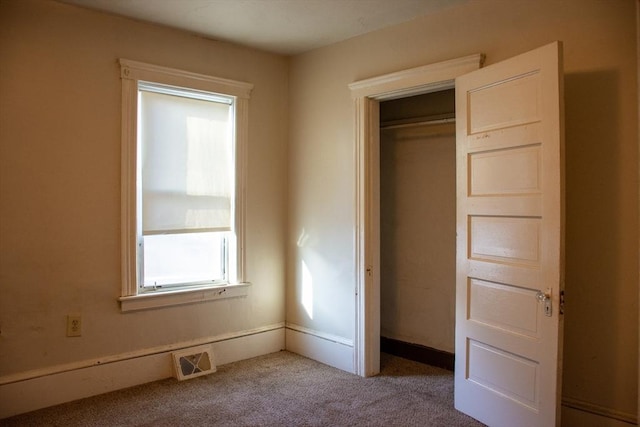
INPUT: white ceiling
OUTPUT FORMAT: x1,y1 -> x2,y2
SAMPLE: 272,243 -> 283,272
59,0 -> 466,55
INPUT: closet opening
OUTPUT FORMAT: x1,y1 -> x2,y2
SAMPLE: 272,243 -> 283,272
378,88 -> 457,371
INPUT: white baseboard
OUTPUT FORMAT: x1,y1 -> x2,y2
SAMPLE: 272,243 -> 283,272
285,323 -> 354,373
6,326 -> 632,427
562,397 -> 637,426
0,325 -> 285,419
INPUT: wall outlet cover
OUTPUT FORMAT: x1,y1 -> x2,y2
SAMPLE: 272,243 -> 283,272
66,314 -> 82,337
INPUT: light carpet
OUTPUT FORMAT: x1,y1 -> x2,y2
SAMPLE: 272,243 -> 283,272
1,351 -> 485,426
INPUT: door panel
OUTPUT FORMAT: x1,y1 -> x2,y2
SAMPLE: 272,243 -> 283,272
467,339 -> 540,409
469,216 -> 541,266
468,71 -> 541,133
468,279 -> 541,338
455,42 -> 564,427
469,145 -> 541,196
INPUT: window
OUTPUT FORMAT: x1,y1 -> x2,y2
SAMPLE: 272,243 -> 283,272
138,83 -> 232,289
119,59 -> 253,311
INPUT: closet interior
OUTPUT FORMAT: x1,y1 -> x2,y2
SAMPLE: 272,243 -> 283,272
379,89 -> 457,369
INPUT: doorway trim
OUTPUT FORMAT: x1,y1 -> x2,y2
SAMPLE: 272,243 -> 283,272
348,54 -> 484,377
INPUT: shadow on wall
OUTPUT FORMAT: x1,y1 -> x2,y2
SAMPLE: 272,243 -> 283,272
563,69 -> 637,407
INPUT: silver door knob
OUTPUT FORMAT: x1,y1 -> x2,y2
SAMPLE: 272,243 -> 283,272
536,289 -> 552,316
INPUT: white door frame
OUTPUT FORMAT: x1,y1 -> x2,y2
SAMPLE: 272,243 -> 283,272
348,54 -> 484,377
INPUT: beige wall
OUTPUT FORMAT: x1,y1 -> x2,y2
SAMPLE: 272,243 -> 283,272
288,0 -> 638,419
0,0 -> 288,375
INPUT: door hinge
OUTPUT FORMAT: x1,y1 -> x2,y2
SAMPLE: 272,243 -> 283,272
560,290 -> 565,315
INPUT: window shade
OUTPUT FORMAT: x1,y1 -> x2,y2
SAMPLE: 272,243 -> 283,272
140,89 -> 233,235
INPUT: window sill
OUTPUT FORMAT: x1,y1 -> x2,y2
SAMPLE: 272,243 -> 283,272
119,282 -> 251,312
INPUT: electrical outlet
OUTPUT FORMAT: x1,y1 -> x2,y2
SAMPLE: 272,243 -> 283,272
66,314 -> 82,337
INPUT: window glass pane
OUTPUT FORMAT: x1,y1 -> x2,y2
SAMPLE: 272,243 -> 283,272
143,232 -> 225,287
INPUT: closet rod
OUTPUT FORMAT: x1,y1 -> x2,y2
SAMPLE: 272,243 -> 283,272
380,117 -> 455,130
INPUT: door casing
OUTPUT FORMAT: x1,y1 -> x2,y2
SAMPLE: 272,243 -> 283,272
348,54 -> 484,376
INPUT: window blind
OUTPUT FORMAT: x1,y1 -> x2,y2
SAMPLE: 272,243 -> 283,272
139,88 -> 233,235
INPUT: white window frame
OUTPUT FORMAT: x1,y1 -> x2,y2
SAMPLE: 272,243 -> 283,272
118,59 -> 253,312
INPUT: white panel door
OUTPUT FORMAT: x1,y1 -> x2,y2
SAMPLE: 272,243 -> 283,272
454,42 -> 564,427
